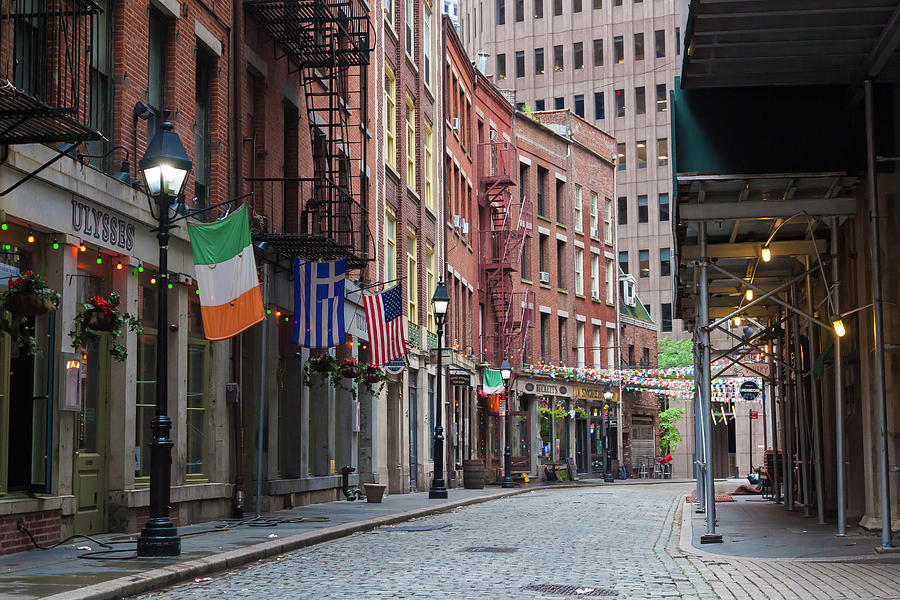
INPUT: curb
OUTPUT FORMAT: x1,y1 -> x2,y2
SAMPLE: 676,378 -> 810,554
41,484 -> 587,600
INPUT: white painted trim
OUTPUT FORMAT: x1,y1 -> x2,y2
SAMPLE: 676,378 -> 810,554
591,318 -> 603,326
150,0 -> 180,19
539,305 -> 552,314
604,251 -> 616,260
245,45 -> 267,78
606,321 -> 617,329
519,155 -> 532,166
537,225 -> 551,236
590,245 -> 601,255
575,314 -> 586,323
195,20 -> 222,56
557,309 -> 569,318
555,172 -> 567,182
574,239 -> 584,249
556,232 -> 568,243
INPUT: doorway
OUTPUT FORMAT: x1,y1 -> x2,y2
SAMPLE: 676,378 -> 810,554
509,411 -> 531,472
575,417 -> 588,473
408,373 -> 418,491
74,339 -> 109,534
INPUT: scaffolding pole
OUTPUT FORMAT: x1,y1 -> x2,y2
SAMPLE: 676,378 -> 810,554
805,257 -> 826,524
792,306 -> 811,518
698,222 -> 720,542
832,217 -> 846,536
769,348 -> 781,503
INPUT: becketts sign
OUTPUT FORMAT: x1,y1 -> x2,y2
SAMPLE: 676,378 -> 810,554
515,378 -> 570,398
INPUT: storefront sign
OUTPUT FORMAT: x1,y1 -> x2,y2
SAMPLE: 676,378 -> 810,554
448,370 -> 471,386
739,380 -> 761,401
516,379 -> 570,398
71,199 -> 136,251
384,357 -> 406,375
573,385 -> 617,402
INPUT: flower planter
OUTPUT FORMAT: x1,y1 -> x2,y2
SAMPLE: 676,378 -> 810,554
5,293 -> 56,316
341,365 -> 361,379
84,310 -> 117,331
312,360 -> 333,373
364,372 -> 383,385
363,483 -> 386,503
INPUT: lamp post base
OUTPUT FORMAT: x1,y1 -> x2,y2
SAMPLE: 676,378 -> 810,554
136,520 -> 181,557
603,473 -> 615,483
501,477 -> 515,488
428,479 -> 448,499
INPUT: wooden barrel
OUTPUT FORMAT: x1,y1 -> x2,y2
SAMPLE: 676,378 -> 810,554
462,459 -> 485,489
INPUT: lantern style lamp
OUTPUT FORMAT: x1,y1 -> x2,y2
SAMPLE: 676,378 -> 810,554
429,280 -> 450,499
500,357 -> 515,488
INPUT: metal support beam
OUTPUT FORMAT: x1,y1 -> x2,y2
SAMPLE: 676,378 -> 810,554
693,335 -> 706,515
712,322 -> 793,372
680,239 -> 827,261
769,349 -> 781,503
712,358 -> 769,382
698,223 -> 720,542
832,217 -> 847,536
680,198 -> 856,221
864,80 -> 893,550
792,306 -> 811,518
779,319 -> 794,511
805,257 -> 826,525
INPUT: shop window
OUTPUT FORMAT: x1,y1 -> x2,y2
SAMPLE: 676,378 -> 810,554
186,342 -> 209,479
135,332 -> 157,480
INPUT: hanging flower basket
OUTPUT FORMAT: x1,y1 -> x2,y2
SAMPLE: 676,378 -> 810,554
364,370 -> 384,385
2,271 -> 60,316
340,357 -> 361,379
84,309 -> 117,331
69,292 -> 142,362
309,354 -> 337,373
5,293 -> 56,316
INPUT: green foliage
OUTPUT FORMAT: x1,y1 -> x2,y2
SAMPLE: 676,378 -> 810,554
657,336 -> 694,368
658,407 -> 685,454
69,292 -> 142,362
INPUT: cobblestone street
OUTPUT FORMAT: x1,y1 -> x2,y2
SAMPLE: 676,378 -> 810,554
131,483 -> 900,600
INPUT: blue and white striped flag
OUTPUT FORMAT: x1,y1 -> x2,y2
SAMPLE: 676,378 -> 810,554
293,258 -> 346,348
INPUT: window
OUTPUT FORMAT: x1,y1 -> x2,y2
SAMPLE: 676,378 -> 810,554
614,36 -> 624,63
426,244 -> 435,332
515,0 -> 524,21
384,62 -> 397,167
593,0 -> 601,7
638,195 -> 648,222
676,27 -> 681,55
606,258 -> 615,303
554,97 -> 565,109
536,99 -> 545,111
637,141 -> 647,168
592,326 -> 602,367
660,247 -> 671,277
574,186 -> 583,233
540,313 -> 550,359
539,234 -> 549,272
535,47 -> 545,74
575,248 -> 584,295
516,50 -> 525,77
574,94 -> 585,118
406,95 -> 416,188
591,254 -> 600,298
635,86 -> 646,115
136,331 -> 157,478
657,138 -> 668,166
642,346 -> 650,366
615,89 -> 625,117
386,0 -> 394,24
424,121 -> 434,209
186,342 -> 208,479
619,251 -> 628,274
558,316 -> 568,362
594,92 -> 604,120
574,42 -> 583,69
615,0 -> 621,5
148,8 -> 169,135
87,0 -> 114,172
607,328 -> 616,367
576,322 -> 585,366
406,0 -> 415,56
407,230 -> 418,323
617,195 -> 627,224
554,0 -> 562,15
634,32 -> 644,61
424,9 -> 432,86
657,83 -> 667,112
590,191 -> 599,236
497,53 -> 506,79
593,39 -> 603,67
557,240 -> 565,288
386,208 -> 397,280
535,0 -> 543,18
537,167 -> 548,216
574,0 -> 582,12
639,249 -> 650,278
497,0 -> 505,24
659,193 -> 670,222
661,303 -> 672,332
521,237 -> 531,279
655,29 -> 666,58
616,142 -> 626,170
194,48 -> 214,216
556,177 -> 566,224
554,45 -> 564,71
603,198 -> 613,241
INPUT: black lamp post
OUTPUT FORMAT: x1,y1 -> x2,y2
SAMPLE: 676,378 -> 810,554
429,280 -> 450,499
136,114 -> 192,557
603,385 -> 615,483
500,357 -> 515,488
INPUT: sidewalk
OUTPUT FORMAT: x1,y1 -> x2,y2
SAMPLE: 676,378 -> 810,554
0,483 -> 592,600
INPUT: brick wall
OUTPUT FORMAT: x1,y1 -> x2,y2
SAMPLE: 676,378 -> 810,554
0,510 -> 61,556
135,504 -> 182,533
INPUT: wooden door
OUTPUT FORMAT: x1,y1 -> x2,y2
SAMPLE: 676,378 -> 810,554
74,340 -> 108,534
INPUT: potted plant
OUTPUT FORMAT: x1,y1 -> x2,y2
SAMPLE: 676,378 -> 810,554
302,353 -> 344,390
356,363 -> 388,397
309,353 -> 337,373
69,292 -> 142,362
340,356 -> 361,379
363,482 -> 387,503
0,271 -> 61,355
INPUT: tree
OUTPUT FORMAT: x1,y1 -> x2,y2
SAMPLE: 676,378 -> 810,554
657,336 -> 693,368
658,407 -> 685,455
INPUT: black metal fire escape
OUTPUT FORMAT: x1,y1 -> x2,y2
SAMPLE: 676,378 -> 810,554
246,0 -> 372,270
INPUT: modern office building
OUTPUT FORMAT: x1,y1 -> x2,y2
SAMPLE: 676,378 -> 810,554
461,0 -> 685,338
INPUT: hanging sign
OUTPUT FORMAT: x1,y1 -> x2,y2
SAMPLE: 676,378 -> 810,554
384,357 -> 406,375
749,410 -> 759,420
740,380 -> 761,401
448,370 -> 471,386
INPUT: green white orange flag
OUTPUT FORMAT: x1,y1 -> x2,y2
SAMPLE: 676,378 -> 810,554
482,369 -> 504,394
187,206 -> 264,340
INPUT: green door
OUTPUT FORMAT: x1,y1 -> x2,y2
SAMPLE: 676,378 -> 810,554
74,339 -> 108,534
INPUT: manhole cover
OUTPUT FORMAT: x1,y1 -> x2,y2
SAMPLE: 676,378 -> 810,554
382,524 -> 450,532
522,584 -> 616,597
460,546 -> 518,553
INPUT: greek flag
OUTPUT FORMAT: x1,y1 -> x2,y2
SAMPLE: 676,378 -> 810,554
293,258 -> 346,348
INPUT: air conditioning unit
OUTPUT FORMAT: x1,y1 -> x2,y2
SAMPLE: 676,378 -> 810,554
590,227 -> 599,238
539,271 -> 550,284
489,129 -> 498,142
452,117 -> 460,131
461,220 -> 469,235
453,214 -> 464,229
591,289 -> 600,301
620,274 -> 637,307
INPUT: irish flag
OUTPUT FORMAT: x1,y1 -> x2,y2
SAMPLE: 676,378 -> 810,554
187,206 -> 265,340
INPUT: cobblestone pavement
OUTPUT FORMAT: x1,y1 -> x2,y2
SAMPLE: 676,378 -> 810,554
136,484 -> 900,600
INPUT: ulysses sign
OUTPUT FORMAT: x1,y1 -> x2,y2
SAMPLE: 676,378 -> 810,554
72,199 -> 135,251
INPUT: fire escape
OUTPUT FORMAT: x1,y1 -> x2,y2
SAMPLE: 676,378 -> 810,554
478,139 -> 534,367
246,0 -> 372,269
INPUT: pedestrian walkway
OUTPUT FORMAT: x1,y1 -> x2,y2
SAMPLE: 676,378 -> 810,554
0,483 -> 595,600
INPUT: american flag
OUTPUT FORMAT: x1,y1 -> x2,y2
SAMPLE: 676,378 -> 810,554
363,285 -> 407,367
293,258 -> 346,348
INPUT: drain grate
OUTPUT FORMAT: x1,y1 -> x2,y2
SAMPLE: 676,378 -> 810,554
382,524 -> 450,532
522,584 -> 617,597
460,546 -> 518,553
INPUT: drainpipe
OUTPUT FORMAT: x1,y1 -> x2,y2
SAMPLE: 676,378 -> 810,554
831,217 -> 846,536
864,79 -> 893,550
805,257 -> 825,524
698,222 -> 718,541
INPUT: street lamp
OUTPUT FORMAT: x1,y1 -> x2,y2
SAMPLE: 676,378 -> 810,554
429,280 -> 450,499
500,357 -> 514,488
603,385 -> 615,483
136,114 -> 191,557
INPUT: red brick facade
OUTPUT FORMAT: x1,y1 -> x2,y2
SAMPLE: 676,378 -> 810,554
0,510 -> 61,556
